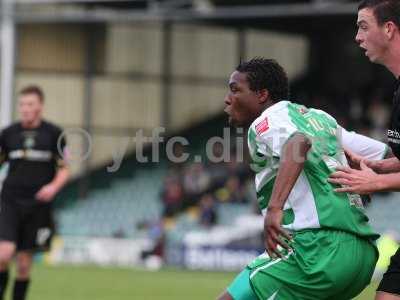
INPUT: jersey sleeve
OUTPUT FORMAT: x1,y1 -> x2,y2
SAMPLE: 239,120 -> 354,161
253,113 -> 300,158
339,127 -> 388,160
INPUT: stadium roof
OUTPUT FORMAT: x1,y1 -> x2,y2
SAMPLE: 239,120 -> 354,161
13,0 -> 360,24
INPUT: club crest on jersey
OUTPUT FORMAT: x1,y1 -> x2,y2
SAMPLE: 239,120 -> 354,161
298,106 -> 308,114
23,131 -> 37,149
24,137 -> 35,149
256,118 -> 269,134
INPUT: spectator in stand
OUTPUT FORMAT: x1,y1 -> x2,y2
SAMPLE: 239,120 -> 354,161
207,143 -> 230,189
215,175 -> 247,203
160,178 -> 184,217
182,163 -> 211,205
168,142 -> 187,173
199,194 -> 218,228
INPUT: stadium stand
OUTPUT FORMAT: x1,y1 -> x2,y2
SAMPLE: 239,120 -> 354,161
56,167 -> 167,238
52,88 -> 400,271
55,93 -> 400,233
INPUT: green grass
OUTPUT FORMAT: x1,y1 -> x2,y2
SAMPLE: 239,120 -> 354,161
4,264 -> 378,300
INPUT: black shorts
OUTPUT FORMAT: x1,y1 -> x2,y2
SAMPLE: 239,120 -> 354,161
377,247 -> 400,295
0,199 -> 54,252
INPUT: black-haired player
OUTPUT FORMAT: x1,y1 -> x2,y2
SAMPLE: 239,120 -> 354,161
329,1 -> 400,299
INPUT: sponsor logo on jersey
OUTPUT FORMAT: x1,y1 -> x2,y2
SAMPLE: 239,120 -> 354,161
9,149 -> 52,161
256,118 -> 269,134
388,129 -> 400,139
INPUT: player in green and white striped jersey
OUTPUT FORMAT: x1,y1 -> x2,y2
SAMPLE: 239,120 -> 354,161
218,58 -> 388,300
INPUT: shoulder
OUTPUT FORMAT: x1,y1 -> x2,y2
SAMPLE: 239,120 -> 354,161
252,102 -> 286,125
1,122 -> 21,135
252,102 -> 294,133
42,120 -> 63,135
311,109 -> 339,129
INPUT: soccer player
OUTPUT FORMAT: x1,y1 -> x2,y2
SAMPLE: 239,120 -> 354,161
329,1 -> 400,299
0,85 -> 69,300
218,58 -> 385,300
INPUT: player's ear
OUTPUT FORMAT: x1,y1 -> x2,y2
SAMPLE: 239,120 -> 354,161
385,21 -> 397,40
257,89 -> 269,104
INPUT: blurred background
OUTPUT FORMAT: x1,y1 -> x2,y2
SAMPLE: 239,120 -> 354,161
0,0 -> 399,299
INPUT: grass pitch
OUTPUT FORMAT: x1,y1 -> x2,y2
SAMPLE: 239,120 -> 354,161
5,264 -> 377,300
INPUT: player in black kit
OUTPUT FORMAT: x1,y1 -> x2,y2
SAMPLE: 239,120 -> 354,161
329,1 -> 400,299
0,85 -> 70,300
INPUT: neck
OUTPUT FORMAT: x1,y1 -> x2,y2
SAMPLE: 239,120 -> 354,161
250,100 -> 275,122
21,118 -> 41,129
261,99 -> 275,113
383,39 -> 400,78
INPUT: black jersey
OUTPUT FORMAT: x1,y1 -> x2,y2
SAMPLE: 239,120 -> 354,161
388,79 -> 400,159
379,79 -> 400,296
0,120 -> 66,203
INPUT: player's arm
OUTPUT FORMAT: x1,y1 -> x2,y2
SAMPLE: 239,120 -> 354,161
373,172 -> 400,191
329,131 -> 400,194
329,128 -> 400,194
49,165 -> 70,193
339,126 -> 400,173
364,156 -> 400,174
36,162 -> 70,203
329,161 -> 400,194
265,133 -> 311,258
36,132 -> 70,202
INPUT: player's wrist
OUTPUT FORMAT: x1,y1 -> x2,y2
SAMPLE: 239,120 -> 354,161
50,181 -> 61,190
364,160 -> 376,171
267,205 -> 283,212
374,174 -> 387,192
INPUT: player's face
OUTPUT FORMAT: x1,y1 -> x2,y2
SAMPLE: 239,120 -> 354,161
355,8 -> 389,64
18,93 -> 43,124
224,71 -> 259,127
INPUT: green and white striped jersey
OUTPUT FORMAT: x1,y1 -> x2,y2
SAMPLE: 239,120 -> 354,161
248,101 -> 383,240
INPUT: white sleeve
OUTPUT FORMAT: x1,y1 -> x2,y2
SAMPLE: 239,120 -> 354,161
339,127 -> 388,160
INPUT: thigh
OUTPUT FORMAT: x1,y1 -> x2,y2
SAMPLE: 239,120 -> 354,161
250,231 -> 377,300
328,238 -> 378,300
18,204 -> 54,252
377,248 -> 400,296
248,251 -> 307,300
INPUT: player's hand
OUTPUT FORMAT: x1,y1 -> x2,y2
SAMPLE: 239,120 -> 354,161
264,207 -> 292,259
344,148 -> 373,170
35,184 -> 58,202
344,148 -> 363,169
328,160 -> 380,194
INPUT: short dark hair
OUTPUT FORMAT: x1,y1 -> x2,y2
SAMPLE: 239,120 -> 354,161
19,85 -> 44,103
236,57 -> 289,102
358,0 -> 400,28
